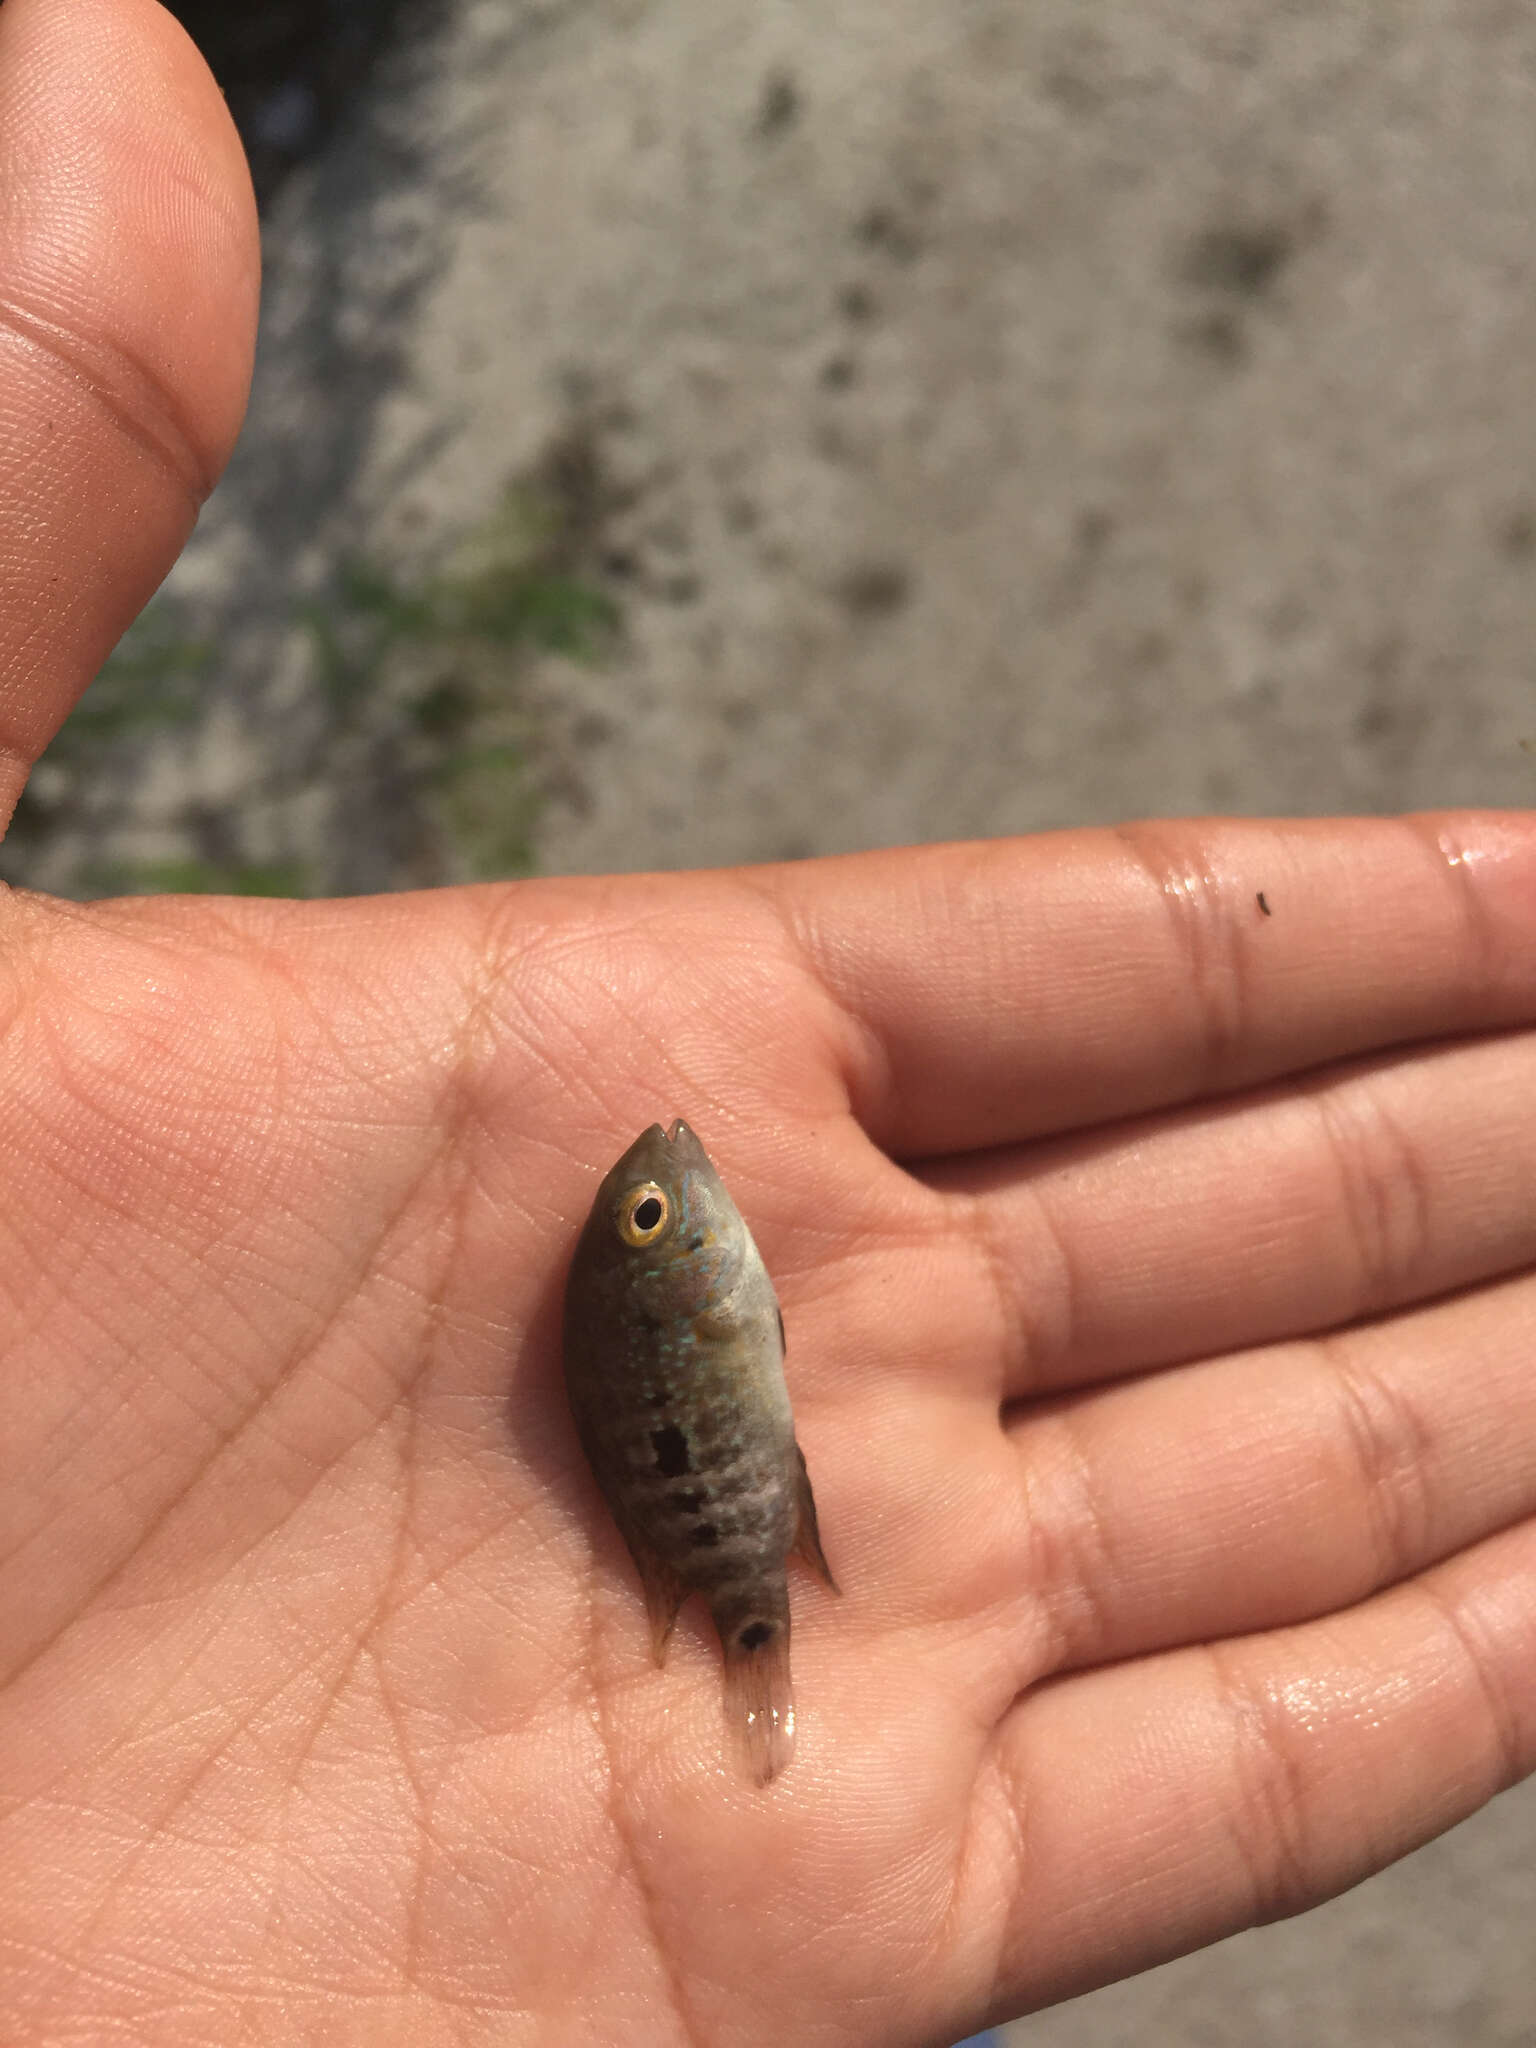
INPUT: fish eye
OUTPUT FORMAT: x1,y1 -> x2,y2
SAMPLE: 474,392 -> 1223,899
616,1182 -> 670,1247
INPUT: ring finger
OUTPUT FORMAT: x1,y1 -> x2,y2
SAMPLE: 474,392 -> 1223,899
1008,1264 -> 1536,1681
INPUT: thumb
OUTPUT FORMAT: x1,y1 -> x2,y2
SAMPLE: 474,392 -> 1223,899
0,0 -> 258,830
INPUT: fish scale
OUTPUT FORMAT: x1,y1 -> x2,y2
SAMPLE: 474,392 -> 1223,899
562,1119 -> 836,1783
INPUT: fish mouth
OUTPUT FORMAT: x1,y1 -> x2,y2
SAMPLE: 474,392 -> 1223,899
614,1119 -> 702,1176
663,1119 -> 712,1172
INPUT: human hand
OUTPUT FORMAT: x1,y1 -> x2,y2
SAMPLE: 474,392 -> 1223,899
3,4 -> 1534,2044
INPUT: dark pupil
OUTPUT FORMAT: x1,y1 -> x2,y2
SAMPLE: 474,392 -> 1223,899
632,1196 -> 663,1232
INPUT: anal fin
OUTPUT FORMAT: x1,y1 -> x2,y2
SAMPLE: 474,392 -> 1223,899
790,1441 -> 838,1593
627,1540 -> 686,1665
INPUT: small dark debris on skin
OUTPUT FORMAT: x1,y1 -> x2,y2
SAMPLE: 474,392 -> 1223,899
1257,890 -> 1272,916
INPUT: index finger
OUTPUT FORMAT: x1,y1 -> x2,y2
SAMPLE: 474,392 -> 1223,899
774,811 -> 1536,1157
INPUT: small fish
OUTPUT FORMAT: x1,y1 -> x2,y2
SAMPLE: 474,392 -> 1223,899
563,1120 -> 835,1783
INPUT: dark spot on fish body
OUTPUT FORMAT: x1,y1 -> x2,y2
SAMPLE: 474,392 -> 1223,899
689,1523 -> 720,1546
650,1425 -> 692,1477
737,1622 -> 774,1650
670,1489 -> 706,1513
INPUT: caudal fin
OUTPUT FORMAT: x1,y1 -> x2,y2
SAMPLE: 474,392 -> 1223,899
721,1620 -> 795,1784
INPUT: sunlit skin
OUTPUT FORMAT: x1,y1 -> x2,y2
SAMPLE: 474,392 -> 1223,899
1,4 -> 1534,2044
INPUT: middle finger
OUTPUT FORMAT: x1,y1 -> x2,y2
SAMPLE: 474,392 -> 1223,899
1010,1264 -> 1536,1681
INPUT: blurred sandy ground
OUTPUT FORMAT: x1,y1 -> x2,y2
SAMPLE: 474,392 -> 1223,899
343,0 -> 1536,875
148,1 -> 1536,2037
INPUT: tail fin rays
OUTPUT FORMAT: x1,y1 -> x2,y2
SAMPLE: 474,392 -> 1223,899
722,1625 -> 795,1784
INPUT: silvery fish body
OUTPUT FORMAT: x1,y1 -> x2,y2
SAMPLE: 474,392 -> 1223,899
562,1119 -> 834,1783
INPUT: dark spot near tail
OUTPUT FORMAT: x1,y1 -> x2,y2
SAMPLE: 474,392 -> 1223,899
651,1426 -> 691,1477
738,1621 -> 774,1650
689,1523 -> 720,1546
670,1489 -> 706,1514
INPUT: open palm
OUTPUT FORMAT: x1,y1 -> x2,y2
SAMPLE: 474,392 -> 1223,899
3,5 -> 1535,2044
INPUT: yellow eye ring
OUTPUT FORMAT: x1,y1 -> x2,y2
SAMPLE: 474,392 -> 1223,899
615,1181 -> 671,1248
